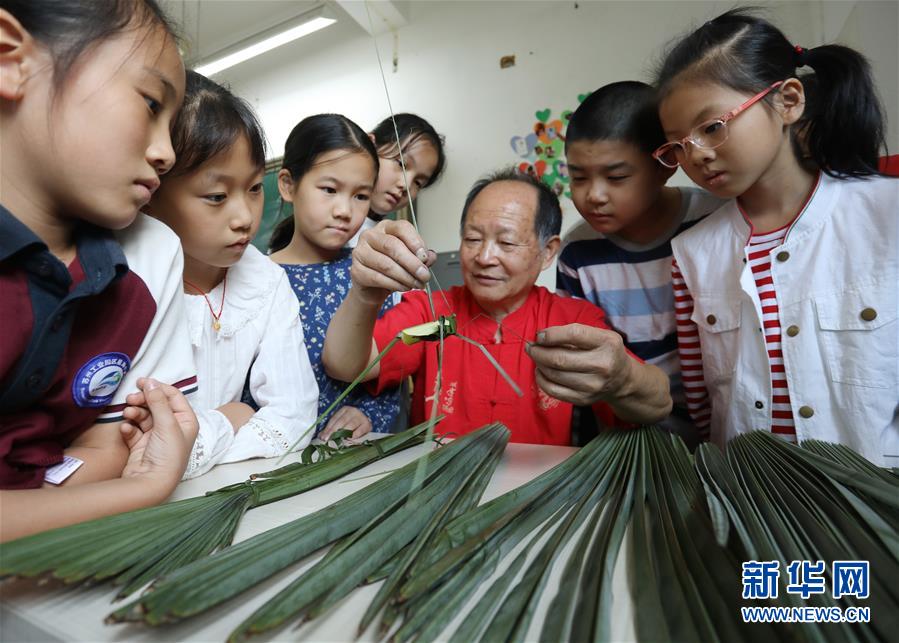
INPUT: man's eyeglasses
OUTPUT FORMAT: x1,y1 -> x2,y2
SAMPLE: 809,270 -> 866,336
652,81 -> 784,168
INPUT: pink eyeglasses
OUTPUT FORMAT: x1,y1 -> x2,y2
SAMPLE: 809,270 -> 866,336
653,81 -> 784,168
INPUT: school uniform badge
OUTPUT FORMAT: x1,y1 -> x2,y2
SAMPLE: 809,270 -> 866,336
72,352 -> 131,408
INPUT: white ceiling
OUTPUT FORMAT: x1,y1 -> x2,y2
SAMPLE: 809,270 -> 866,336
159,0 -> 409,66
159,0 -> 345,65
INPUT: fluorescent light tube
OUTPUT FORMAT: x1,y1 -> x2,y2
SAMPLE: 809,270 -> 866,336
195,15 -> 336,77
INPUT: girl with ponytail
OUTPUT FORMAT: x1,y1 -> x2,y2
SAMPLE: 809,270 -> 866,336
654,8 -> 897,465
346,113 -> 446,248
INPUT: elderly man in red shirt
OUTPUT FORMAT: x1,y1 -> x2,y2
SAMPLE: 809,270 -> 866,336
323,169 -> 671,444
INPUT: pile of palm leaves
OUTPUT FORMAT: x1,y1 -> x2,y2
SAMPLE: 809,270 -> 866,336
0,420 -> 435,598
378,426 -> 699,642
107,422 -> 510,641
695,432 -> 899,643
362,428 -> 897,642
5,424 -> 895,643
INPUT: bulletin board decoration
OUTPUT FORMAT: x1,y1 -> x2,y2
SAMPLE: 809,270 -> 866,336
508,92 -> 589,200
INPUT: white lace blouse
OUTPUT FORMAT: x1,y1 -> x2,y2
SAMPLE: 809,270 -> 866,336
182,245 -> 319,478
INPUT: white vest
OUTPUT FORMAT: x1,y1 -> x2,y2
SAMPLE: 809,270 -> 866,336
671,174 -> 898,466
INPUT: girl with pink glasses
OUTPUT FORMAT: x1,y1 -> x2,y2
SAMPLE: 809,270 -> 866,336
654,9 -> 897,466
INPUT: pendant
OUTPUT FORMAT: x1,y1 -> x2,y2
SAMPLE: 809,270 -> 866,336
213,319 -> 221,331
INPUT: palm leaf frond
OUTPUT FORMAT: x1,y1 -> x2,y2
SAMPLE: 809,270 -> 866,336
0,421 -> 433,599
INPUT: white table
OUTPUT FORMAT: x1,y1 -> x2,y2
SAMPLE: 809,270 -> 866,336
1,440 -> 636,642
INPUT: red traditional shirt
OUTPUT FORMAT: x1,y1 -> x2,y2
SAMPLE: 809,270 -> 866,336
370,285 -> 627,444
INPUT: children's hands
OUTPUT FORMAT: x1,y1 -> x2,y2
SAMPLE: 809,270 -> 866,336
119,379 -> 199,496
121,402 -> 152,433
121,378 -> 195,435
319,406 -> 373,441
526,323 -> 634,406
351,220 -> 436,304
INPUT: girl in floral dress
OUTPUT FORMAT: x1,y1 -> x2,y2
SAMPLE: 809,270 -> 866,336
269,115 -> 401,439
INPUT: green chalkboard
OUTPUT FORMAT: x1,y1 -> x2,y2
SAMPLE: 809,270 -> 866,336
252,162 -> 284,253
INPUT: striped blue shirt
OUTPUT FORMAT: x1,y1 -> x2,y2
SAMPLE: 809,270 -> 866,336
556,188 -> 724,418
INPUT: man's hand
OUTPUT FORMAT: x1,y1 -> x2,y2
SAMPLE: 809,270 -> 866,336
526,323 -> 634,406
319,406 -> 373,441
323,220 -> 435,384
351,220 -> 436,305
527,323 -> 672,424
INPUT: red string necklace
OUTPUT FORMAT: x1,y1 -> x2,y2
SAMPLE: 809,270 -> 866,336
183,271 -> 228,331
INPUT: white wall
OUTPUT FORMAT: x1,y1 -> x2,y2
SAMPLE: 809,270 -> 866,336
216,0 -> 898,288
835,1 -> 899,154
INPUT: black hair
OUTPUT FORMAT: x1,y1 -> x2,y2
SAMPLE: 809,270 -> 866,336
3,0 -> 178,90
460,167 -> 561,245
654,7 -> 887,178
371,113 -> 447,187
566,81 -> 666,154
268,114 -> 379,253
168,70 -> 266,177
792,72 -> 819,161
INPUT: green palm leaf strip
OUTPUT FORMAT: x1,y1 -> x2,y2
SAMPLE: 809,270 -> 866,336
107,423 -> 508,627
408,313 -> 447,496
454,331 -> 523,397
0,420 -> 433,599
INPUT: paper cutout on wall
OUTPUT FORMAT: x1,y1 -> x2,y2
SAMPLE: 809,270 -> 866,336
508,92 -> 589,200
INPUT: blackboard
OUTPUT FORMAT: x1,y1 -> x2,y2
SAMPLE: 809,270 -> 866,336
252,162 -> 284,253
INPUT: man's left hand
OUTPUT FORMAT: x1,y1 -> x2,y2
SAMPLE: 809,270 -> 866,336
526,323 -> 634,406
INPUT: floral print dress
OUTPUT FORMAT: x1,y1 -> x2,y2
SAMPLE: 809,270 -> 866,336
280,250 -> 401,434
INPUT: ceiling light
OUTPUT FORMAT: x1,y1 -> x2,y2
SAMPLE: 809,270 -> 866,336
195,11 -> 336,77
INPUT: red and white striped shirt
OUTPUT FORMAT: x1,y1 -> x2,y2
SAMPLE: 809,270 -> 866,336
673,224 -> 797,443
672,263 -> 710,436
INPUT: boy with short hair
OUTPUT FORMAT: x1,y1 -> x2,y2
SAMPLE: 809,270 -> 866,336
557,81 -> 723,446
